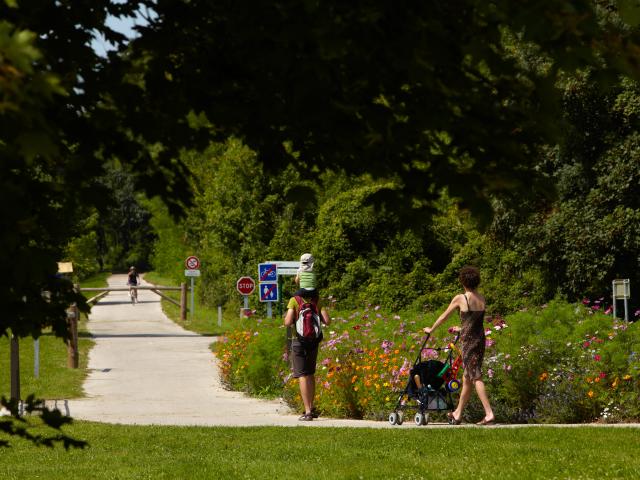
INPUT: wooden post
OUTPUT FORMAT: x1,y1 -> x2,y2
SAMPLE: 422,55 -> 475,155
10,333 -> 20,401
67,283 -> 79,368
67,304 -> 79,368
180,282 -> 187,321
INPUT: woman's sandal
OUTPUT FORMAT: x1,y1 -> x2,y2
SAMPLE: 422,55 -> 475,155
476,417 -> 496,426
446,412 -> 462,425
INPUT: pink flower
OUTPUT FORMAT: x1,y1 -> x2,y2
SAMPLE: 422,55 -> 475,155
582,298 -> 590,305
422,348 -> 438,359
594,354 -> 601,361
605,306 -> 613,315
487,368 -> 494,379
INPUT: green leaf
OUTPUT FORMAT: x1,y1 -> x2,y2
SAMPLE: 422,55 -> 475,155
617,0 -> 640,27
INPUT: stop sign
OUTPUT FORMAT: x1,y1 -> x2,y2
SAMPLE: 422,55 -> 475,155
236,276 -> 256,295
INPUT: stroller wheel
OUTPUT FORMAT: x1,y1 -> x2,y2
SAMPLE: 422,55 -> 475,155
396,411 -> 404,425
388,412 -> 398,425
414,412 -> 428,426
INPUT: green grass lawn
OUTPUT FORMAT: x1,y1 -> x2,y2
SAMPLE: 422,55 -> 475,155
77,271 -> 111,293
0,332 -> 92,400
0,272 -> 109,400
1,423 -> 639,479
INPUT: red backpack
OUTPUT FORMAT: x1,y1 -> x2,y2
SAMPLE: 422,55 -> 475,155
294,296 -> 323,346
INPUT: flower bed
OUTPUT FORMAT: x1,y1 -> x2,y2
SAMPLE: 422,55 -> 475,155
216,299 -> 640,423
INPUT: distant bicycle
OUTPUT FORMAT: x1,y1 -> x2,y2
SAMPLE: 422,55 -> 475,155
129,286 -> 138,304
127,266 -> 140,305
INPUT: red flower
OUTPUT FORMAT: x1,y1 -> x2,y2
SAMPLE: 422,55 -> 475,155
594,354 -> 601,361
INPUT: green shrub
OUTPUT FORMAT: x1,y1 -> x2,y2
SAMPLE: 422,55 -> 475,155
216,317 -> 287,396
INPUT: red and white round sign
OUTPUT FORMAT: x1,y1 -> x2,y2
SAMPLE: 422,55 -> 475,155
236,276 -> 256,295
185,255 -> 200,270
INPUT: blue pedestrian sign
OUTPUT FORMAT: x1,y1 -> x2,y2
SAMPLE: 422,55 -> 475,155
258,263 -> 277,282
259,282 -> 279,302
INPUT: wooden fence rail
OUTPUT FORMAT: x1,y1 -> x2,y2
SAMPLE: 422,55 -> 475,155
80,283 -> 188,321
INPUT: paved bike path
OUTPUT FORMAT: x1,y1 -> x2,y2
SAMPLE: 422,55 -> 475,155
66,274 -> 390,428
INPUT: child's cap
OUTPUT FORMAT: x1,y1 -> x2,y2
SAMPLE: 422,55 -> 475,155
299,253 -> 314,271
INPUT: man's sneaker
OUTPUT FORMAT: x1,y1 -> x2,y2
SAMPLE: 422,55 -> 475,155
310,407 -> 320,418
298,413 -> 314,421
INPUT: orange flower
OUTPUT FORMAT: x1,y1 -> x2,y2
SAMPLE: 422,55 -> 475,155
623,375 -> 632,381
539,372 -> 548,381
351,375 -> 358,384
587,391 -> 594,398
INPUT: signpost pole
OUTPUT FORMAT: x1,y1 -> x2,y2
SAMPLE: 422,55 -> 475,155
267,302 -> 272,319
624,295 -> 629,322
184,256 -> 201,322
277,274 -> 283,319
236,276 -> 256,317
190,276 -> 195,322
612,280 -> 617,319
218,305 -> 222,327
612,279 -> 631,322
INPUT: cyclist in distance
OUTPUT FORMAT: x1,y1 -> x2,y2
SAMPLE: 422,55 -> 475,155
127,266 -> 140,304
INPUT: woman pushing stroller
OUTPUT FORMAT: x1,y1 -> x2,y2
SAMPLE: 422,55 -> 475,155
423,266 -> 496,425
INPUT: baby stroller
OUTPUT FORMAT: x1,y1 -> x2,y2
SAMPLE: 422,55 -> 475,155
388,333 -> 462,426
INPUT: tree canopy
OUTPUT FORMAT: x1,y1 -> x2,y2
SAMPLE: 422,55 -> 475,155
116,0 -> 640,219
3,0 -> 640,334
